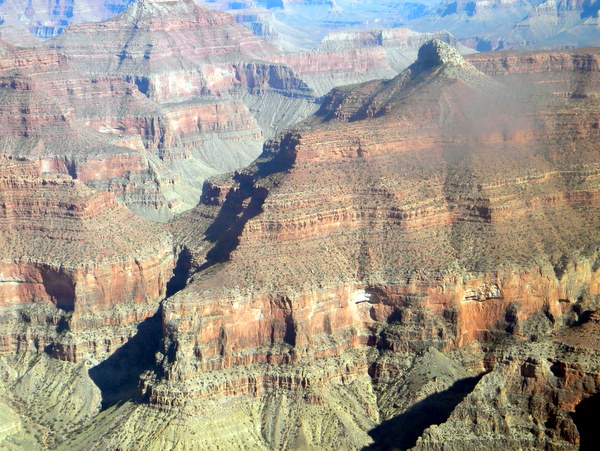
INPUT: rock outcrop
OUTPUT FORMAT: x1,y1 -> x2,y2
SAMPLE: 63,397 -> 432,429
0,157 -> 175,365
49,41 -> 600,449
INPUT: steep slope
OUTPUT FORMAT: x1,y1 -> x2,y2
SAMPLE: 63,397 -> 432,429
58,41 -> 600,449
22,0 -> 318,221
415,312 -> 600,450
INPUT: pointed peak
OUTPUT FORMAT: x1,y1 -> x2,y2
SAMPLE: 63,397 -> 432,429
415,39 -> 465,70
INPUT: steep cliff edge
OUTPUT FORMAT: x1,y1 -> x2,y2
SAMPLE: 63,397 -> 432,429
0,157 -> 175,366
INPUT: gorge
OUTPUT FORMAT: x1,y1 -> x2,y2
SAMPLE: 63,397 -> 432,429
0,1 -> 599,450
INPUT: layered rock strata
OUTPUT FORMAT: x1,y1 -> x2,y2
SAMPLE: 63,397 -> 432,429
39,0 -> 319,219
2,39 -> 600,450
1,1 -> 477,221
0,157 -> 174,364
61,41 -> 600,449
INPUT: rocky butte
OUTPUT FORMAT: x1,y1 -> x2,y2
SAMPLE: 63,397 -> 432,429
1,40 -> 595,449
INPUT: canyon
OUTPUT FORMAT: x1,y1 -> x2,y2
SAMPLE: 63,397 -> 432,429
0,0 -> 599,450
0,0 -> 472,222
2,38 -> 599,449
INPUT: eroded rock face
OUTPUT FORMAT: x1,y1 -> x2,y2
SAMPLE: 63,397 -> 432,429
0,2 -> 475,222
0,1 -> 320,222
23,0 -> 319,220
415,314 -> 600,450
2,40 -> 600,450
70,42 -> 598,448
0,157 -> 174,362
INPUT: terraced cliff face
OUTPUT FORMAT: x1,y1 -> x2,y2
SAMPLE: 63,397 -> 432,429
39,0 -> 320,221
0,1 -> 482,222
0,157 -> 174,363
0,38 -> 190,222
1,36 -> 600,449
36,41 -> 598,450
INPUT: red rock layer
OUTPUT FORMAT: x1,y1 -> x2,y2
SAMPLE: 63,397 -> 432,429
0,157 -> 174,360
145,43 -> 600,409
20,0 -> 318,218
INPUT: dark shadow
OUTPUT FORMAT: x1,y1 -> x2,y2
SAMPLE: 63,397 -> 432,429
365,374 -> 485,450
572,392 -> 600,451
125,75 -> 150,96
88,310 -> 162,409
196,133 -> 296,271
254,134 -> 297,178
41,268 -> 75,312
283,314 -> 296,347
166,247 -> 192,297
199,173 -> 267,271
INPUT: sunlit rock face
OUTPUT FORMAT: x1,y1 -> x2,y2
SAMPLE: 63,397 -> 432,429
0,157 -> 174,364
0,0 -> 320,222
0,3 -> 599,445
47,41 -> 598,449
0,1 -> 474,223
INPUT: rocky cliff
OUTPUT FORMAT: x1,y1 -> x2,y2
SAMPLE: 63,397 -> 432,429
0,0 -> 323,222
32,0 -> 319,220
29,41 -> 597,450
1,16 -> 600,446
0,156 -> 175,365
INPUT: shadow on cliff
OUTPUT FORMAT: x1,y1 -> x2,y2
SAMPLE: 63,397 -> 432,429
197,134 -> 295,271
199,179 -> 267,270
572,392 -> 600,451
88,310 -> 162,409
364,374 -> 484,451
166,247 -> 192,297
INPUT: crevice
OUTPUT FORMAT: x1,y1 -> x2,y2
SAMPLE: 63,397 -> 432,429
166,247 -> 192,298
64,156 -> 77,179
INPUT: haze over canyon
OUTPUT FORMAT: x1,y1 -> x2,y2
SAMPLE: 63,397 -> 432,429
0,0 -> 599,450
